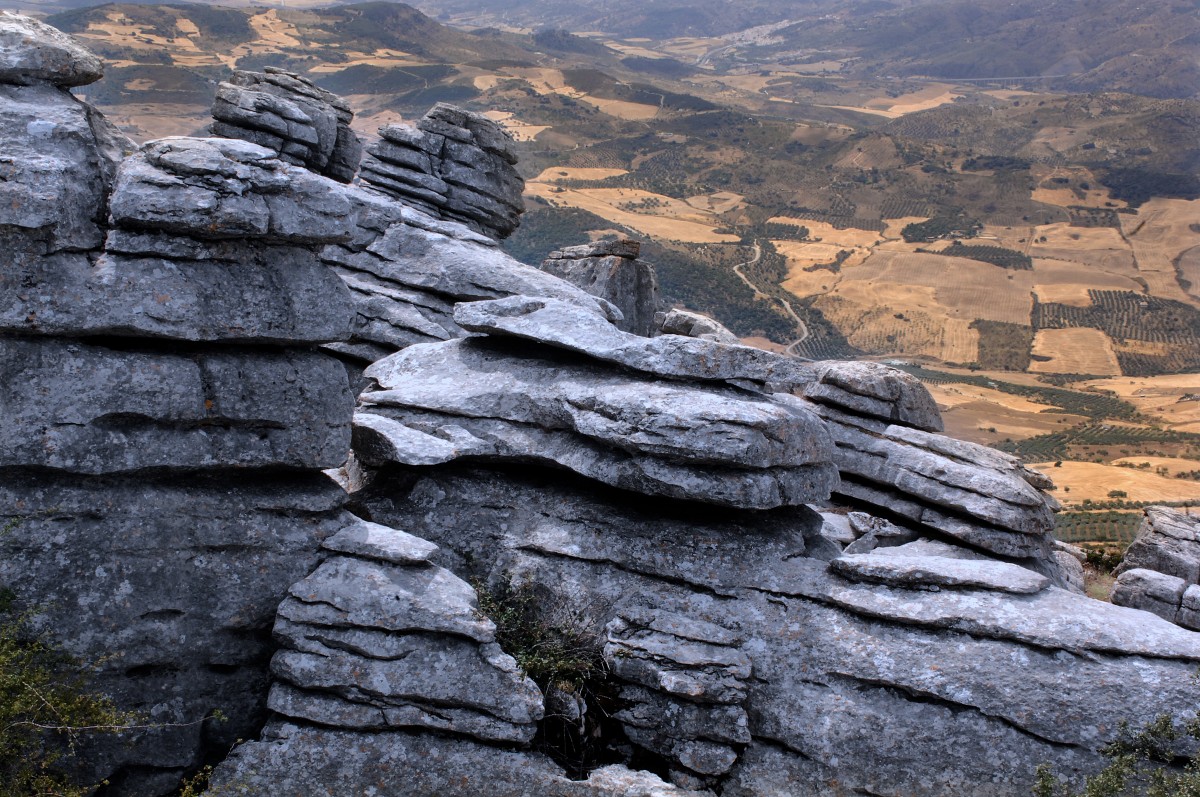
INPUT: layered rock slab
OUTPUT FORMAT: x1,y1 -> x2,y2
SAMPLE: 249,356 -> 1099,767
267,517 -> 544,743
356,336 -> 837,509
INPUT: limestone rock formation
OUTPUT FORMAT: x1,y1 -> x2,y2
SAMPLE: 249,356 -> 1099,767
656,308 -> 740,344
267,518 -> 545,743
1116,506 -> 1200,582
542,239 -> 660,336
8,19 -> 1200,797
359,103 -> 524,240
355,334 -> 838,509
212,67 -> 361,183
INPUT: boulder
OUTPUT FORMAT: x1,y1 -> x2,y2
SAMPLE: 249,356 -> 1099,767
541,239 -> 660,337
211,67 -> 361,183
1116,506 -> 1200,583
0,81 -> 131,252
0,10 -> 103,87
267,517 -> 544,743
109,137 -> 355,244
656,308 -> 740,344
453,296 -> 813,392
356,337 -> 837,509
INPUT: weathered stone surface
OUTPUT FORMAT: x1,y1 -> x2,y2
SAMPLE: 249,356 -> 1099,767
280,556 -> 493,641
210,723 -> 705,796
269,631 -> 541,742
1116,506 -> 1200,583
1,245 -> 354,343
0,82 -> 131,251
359,104 -> 524,240
540,240 -> 659,336
0,11 -> 103,87
358,337 -> 837,508
109,137 -> 355,243
831,552 -> 1050,593
801,360 -> 943,432
656,308 -> 740,344
815,404 -> 1059,560
321,515 -> 438,564
0,471 -> 348,787
454,296 -> 813,391
1110,567 -> 1190,624
352,464 -> 1200,796
0,337 -> 353,472
212,68 -> 361,182
334,214 -> 619,319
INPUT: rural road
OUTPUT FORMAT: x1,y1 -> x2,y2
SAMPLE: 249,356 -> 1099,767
731,241 -> 811,354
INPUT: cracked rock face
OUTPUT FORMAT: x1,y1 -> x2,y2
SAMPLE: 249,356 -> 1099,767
350,464 -> 1200,795
0,11 -> 103,87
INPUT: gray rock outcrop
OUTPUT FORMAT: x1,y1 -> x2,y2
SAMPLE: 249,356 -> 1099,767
359,103 -> 524,240
1116,506 -> 1200,582
0,26 -> 359,791
267,518 -> 545,743
542,239 -> 660,336
1111,508 -> 1200,628
211,67 -> 361,183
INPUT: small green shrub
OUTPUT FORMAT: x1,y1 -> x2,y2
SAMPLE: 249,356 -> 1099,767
0,589 -> 135,796
474,579 -> 604,694
1035,714 -> 1200,796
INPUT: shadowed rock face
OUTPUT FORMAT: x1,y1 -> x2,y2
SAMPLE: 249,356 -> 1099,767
8,16 -> 1200,797
541,239 -> 661,337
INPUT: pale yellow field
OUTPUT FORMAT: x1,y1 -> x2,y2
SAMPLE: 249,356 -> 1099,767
882,217 -> 932,240
1179,246 -> 1200,301
523,184 -> 739,243
815,285 -> 957,359
1111,457 -> 1200,477
1030,223 -> 1127,250
587,97 -> 660,120
532,167 -> 629,182
1123,198 -> 1200,307
1033,461 -> 1200,504
929,382 -> 1057,414
92,103 -> 209,141
886,85 -> 962,115
768,218 -> 884,248
1031,184 -> 1124,209
1028,328 -> 1121,376
846,250 -> 1035,324
939,318 -> 980,364
1031,257 -> 1145,305
247,9 -> 303,49
479,111 -> 549,142
686,192 -> 745,214
1078,375 -> 1200,430
816,104 -> 898,119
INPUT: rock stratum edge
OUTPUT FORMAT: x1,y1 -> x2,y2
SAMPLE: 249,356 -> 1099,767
2,12 -> 1199,796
